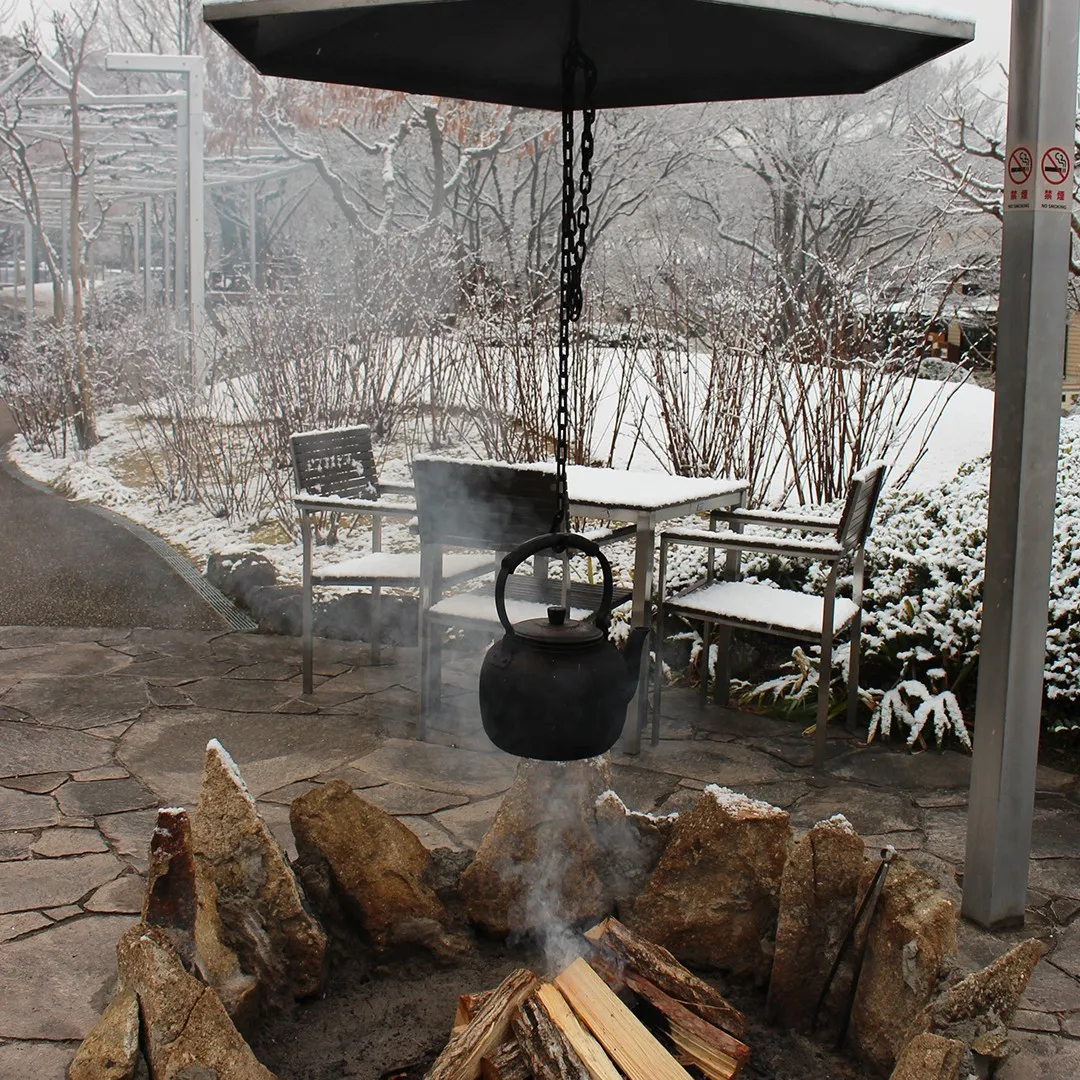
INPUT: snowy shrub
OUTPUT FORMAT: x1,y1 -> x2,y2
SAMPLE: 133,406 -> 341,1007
726,412 -> 1080,745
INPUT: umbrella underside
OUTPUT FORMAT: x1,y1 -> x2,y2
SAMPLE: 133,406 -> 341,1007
205,0 -> 973,111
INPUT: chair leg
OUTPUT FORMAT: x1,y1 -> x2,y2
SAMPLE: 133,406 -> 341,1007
846,612 -> 864,734
301,514 -> 314,695
815,584 -> 838,773
699,621 -> 711,709
714,625 -> 732,707
370,585 -> 382,665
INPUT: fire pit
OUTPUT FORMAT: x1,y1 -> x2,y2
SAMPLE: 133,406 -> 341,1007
69,742 -> 1043,1080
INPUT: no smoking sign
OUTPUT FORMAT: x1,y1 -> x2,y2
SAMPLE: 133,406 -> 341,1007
1005,143 -> 1073,211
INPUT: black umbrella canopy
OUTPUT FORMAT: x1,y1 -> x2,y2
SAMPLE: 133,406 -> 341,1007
203,0 -> 974,111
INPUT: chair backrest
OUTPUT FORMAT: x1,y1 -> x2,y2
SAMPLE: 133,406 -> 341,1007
290,425 -> 379,500
412,457 -> 556,549
835,461 -> 887,551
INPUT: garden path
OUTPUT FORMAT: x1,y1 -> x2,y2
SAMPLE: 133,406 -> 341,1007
0,628 -> 1078,1079
0,401 -> 224,630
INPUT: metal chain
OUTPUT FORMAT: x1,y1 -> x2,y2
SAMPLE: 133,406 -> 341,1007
553,37 -> 597,536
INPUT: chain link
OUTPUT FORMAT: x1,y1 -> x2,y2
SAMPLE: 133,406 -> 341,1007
553,37 -> 597,536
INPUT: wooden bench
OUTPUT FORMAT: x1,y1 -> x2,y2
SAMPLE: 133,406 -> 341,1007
412,457 -> 633,736
292,425 -> 463,692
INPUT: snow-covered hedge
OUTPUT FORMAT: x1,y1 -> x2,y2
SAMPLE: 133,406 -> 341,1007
697,413 -> 1080,747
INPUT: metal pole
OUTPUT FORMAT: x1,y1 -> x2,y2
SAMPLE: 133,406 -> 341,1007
175,92 -> 188,320
163,194 -> 171,309
24,219 -> 33,339
143,199 -> 151,311
963,0 -> 1080,929
248,181 -> 257,291
188,57 -> 207,382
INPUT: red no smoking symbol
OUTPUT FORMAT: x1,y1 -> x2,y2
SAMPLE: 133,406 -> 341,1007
1009,147 -> 1032,184
1041,146 -> 1071,185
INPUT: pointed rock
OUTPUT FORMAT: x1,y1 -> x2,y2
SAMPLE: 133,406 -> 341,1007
191,739 -> 326,1002
460,758 -> 613,938
68,986 -> 141,1080
290,779 -> 463,958
143,807 -> 197,968
767,814 -> 864,1030
630,786 -> 791,984
849,857 -> 958,1073
594,789 -> 676,919
910,938 -> 1046,1042
116,924 -> 277,1079
888,1033 -> 966,1080
195,870 -> 260,1032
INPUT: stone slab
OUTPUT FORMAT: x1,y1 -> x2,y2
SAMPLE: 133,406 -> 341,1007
1012,1009 -> 1060,1032
225,661 -> 300,682
122,656 -> 239,683
0,676 -> 147,730
84,874 -> 146,914
44,905 -> 83,921
923,807 -> 969,866
606,764 -> 681,814
913,790 -> 969,809
996,1032 -> 1080,1080
31,828 -> 110,857
260,780 -> 322,805
610,737 -> 794,786
350,738 -> 516,799
0,1039 -> 79,1080
1019,959 -> 1080,1013
255,800 -> 298,861
791,784 -> 921,835
1028,805 -> 1080,860
118,706 -> 379,805
1046,921 -> 1080,980
85,721 -> 135,741
0,643 -> 131,680
1028,858 -> 1080,903
71,765 -> 129,782
0,851 -> 123,913
0,914 -> 131,1039
0,772 -> 68,793
97,808 -> 161,872
434,796 -> 503,850
396,814 -> 464,852
829,746 -> 972,791
0,785 -> 60,830
0,910 -> 51,942
179,676 -> 311,713
359,783 -> 469,816
0,720 -> 114,778
0,832 -> 34,861
55,778 -> 159,818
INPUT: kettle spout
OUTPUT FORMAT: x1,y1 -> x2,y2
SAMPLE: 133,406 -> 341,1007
622,627 -> 651,689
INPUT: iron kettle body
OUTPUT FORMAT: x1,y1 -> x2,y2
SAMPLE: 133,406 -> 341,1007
478,532 -> 648,761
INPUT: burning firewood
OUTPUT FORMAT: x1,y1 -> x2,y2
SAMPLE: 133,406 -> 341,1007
584,917 -> 747,1038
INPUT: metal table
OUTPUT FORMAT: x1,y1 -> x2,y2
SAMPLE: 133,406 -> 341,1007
563,464 -> 748,753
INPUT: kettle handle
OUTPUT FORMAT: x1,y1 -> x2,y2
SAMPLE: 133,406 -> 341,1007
494,532 -> 615,637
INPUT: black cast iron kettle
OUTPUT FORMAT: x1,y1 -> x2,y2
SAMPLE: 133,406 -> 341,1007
479,532 -> 648,761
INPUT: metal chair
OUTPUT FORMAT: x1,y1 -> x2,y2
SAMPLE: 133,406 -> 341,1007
654,462 -> 887,770
291,425 -> 494,692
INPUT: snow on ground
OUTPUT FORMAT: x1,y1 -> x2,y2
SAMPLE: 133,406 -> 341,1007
7,374 -> 997,588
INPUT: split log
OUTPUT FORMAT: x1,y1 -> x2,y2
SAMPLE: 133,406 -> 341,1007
585,917 -> 746,1037
426,969 -> 538,1080
555,957 -> 694,1080
625,972 -> 746,1080
480,1040 -> 531,1080
455,990 -> 496,1032
533,984 -> 622,1080
513,994 -> 592,1080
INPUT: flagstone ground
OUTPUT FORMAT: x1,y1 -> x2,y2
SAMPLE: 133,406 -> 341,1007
0,627 -> 1078,1078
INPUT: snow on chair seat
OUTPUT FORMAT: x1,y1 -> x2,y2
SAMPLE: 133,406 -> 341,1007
428,592 -> 593,628
666,580 -> 859,637
314,551 -> 494,586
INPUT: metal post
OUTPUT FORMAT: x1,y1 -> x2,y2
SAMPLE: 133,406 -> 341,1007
162,194 -> 171,308
188,58 -> 206,381
23,219 -> 33,340
248,181 -> 257,291
963,0 -> 1080,929
143,199 -> 151,310
175,92 -> 188,321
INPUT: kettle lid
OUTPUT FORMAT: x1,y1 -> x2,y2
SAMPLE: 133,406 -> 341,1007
512,605 -> 605,646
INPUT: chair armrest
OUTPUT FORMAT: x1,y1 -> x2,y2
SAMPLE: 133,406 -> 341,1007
377,482 -> 416,497
663,526 -> 846,561
294,495 -> 418,518
582,523 -> 636,546
711,507 -> 841,534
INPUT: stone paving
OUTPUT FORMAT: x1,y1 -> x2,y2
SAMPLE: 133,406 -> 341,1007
1,625 -> 1079,1079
